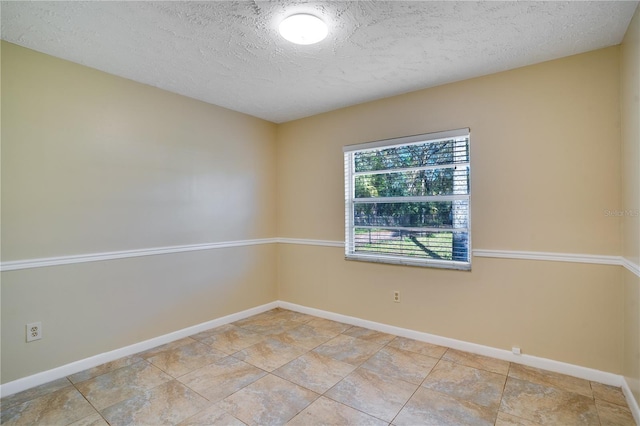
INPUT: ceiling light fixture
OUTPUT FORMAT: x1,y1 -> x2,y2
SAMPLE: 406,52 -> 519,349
279,14 -> 328,45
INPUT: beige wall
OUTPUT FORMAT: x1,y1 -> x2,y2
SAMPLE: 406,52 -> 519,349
621,4 -> 640,406
1,42 -> 278,383
277,47 -> 624,373
624,268 -> 640,406
1,246 -> 276,383
2,42 -> 276,260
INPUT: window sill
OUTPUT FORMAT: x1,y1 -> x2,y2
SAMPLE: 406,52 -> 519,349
345,253 -> 472,271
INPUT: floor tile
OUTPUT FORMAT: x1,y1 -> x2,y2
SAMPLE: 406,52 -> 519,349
596,399 -> 636,426
146,340 -> 226,377
178,356 -> 266,402
189,323 -> 238,342
239,309 -> 284,323
220,374 -> 318,425
0,385 -> 96,426
591,381 -> 629,407
422,360 -> 506,409
500,377 -> 599,425
325,367 -> 417,422
68,354 -> 146,384
361,346 -> 438,385
343,326 -> 396,345
508,363 -> 593,398
305,317 -> 353,334
178,403 -> 246,425
495,411 -> 543,426
240,322 -> 299,336
238,309 -> 279,320
139,337 -> 198,359
393,387 -> 497,426
274,351 -> 356,394
233,338 -> 307,371
68,412 -> 110,426
75,360 -> 173,410
272,309 -> 315,324
100,380 -> 209,426
271,324 -> 338,350
387,336 -> 447,359
442,348 -> 510,375
232,312 -> 299,335
0,377 -> 71,411
287,395 -> 388,426
313,334 -> 383,366
199,326 -> 268,354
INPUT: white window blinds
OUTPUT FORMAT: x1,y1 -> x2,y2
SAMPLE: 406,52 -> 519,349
344,128 -> 471,270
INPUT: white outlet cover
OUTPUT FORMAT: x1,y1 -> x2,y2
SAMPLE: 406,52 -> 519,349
26,322 -> 42,342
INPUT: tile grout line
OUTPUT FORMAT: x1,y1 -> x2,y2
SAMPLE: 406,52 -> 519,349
278,324 -> 399,424
68,379 -> 111,426
588,378 -> 605,426
302,325 -> 390,424
210,312 -> 323,424
388,356 -> 436,425
493,362 -> 514,425
388,340 -> 452,425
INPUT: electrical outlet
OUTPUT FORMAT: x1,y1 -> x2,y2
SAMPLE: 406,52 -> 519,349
26,322 -> 42,342
393,291 -> 400,303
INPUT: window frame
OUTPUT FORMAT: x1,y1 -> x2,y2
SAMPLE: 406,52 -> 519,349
343,128 -> 471,270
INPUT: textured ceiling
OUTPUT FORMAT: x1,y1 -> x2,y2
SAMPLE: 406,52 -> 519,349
1,1 -> 638,123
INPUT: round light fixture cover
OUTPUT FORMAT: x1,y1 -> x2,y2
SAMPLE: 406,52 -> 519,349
279,14 -> 328,45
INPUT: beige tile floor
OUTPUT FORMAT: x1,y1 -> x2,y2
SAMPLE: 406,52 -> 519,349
1,308 -> 637,425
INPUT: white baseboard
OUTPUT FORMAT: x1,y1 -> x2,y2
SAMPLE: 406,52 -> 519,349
277,301 -> 623,386
2,299 -> 639,426
279,301 -> 639,423
623,377 -> 640,425
0,301 -> 278,398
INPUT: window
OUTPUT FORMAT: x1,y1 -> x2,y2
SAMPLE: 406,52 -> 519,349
343,128 -> 471,270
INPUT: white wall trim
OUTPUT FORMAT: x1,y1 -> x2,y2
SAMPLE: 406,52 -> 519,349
0,238 -> 278,272
1,237 -> 635,273
0,301 -> 278,398
621,257 -> 640,278
277,238 -> 343,248
277,239 -> 625,269
473,249 -> 622,267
